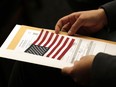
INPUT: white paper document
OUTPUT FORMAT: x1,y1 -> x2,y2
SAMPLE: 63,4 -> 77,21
0,24 -> 116,69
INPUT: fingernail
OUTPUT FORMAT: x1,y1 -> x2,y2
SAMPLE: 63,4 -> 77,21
68,31 -> 72,35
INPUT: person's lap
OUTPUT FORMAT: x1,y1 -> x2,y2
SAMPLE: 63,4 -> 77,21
8,61 -> 81,87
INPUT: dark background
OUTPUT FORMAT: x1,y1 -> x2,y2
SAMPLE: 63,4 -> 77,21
0,0 -> 114,87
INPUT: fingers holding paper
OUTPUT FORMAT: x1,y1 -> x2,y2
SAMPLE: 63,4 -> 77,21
61,55 -> 95,86
55,9 -> 107,36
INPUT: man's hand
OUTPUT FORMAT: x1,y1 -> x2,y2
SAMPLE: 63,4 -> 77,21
62,55 -> 95,86
55,9 -> 107,36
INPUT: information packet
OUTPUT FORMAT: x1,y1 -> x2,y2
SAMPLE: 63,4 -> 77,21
0,24 -> 116,69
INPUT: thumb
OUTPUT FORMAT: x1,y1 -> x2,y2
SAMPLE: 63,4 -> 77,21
61,67 -> 73,75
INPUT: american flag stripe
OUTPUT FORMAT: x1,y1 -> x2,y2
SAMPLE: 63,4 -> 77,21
53,38 -> 72,59
33,30 -> 43,44
57,39 -> 75,60
46,36 -> 64,57
43,34 -> 59,57
25,30 -> 75,60
47,34 -> 59,48
43,35 -> 62,55
40,31 -> 52,46
35,30 -> 47,45
52,38 -> 69,58
45,36 -> 65,58
43,32 -> 54,47
37,31 -> 49,46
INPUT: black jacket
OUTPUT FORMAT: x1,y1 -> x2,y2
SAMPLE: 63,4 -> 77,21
91,53 -> 116,86
90,1 -> 116,86
101,0 -> 116,32
91,0 -> 116,87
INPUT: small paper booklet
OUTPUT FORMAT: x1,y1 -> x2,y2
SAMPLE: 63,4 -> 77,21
0,24 -> 116,69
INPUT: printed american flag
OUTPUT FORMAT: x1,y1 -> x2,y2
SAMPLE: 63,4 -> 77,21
25,30 -> 75,60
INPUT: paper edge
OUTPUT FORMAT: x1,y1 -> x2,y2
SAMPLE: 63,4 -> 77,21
0,48 -> 73,69
1,24 -> 21,49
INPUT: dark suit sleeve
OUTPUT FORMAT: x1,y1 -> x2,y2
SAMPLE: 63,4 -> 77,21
101,0 -> 116,32
90,53 -> 116,86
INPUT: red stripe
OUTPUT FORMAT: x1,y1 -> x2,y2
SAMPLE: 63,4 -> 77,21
47,36 -> 64,57
43,33 -> 54,47
33,30 -> 43,44
52,38 -> 69,58
57,39 -> 75,60
37,31 -> 49,46
48,34 -> 59,48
